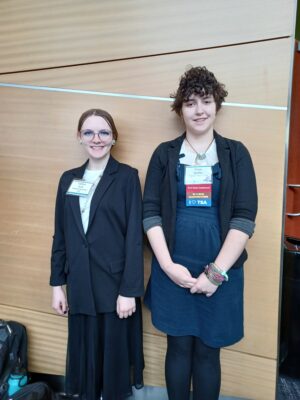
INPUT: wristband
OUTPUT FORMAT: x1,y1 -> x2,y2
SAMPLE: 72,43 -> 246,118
204,265 -> 223,286
204,263 -> 229,286
210,262 -> 229,282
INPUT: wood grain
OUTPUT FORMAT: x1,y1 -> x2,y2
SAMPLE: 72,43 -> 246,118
0,0 -> 294,73
0,39 -> 291,107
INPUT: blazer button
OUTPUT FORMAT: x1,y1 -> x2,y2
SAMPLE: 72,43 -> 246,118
83,243 -> 88,248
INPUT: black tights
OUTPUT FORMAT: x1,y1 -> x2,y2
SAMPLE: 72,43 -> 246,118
165,335 -> 221,400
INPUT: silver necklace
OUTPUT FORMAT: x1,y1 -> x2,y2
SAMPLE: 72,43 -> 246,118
185,137 -> 215,162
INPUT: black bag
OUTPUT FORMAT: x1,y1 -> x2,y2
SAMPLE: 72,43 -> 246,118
0,321 -> 28,400
9,384 -> 77,400
8,382 -> 57,400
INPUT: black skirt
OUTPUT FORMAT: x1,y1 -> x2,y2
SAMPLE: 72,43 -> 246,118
65,299 -> 144,400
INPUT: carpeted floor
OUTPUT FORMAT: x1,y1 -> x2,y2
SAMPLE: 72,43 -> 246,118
33,372 -> 300,399
277,374 -> 300,400
128,386 -> 245,399
129,378 -> 300,400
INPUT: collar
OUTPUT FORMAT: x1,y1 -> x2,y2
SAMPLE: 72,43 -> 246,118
70,155 -> 119,179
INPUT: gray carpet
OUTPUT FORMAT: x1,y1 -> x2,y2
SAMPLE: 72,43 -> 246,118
128,386 -> 245,399
277,375 -> 300,400
128,375 -> 300,399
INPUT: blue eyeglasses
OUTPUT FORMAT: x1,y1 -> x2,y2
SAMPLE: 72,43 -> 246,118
80,129 -> 112,142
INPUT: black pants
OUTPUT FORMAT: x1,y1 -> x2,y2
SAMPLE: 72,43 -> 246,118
165,335 -> 221,400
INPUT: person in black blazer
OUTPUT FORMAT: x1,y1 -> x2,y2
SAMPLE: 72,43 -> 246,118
143,67 -> 258,400
50,109 -> 144,400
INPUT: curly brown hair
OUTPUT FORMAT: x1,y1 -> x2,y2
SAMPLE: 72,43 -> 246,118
171,66 -> 228,115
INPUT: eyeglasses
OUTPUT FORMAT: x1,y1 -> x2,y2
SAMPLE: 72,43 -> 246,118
80,129 -> 112,142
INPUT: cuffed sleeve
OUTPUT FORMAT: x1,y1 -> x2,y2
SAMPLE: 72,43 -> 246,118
143,215 -> 162,233
229,217 -> 256,238
143,144 -> 165,221
232,142 -> 258,223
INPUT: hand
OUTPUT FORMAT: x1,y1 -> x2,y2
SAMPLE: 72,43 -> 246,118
116,295 -> 136,319
52,286 -> 68,315
190,272 -> 219,297
164,262 -> 197,288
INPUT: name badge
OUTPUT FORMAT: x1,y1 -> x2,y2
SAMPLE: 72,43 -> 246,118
184,166 -> 212,207
66,179 -> 94,197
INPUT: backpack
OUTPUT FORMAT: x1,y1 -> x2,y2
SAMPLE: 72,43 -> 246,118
8,383 -> 76,400
0,320 -> 28,400
8,382 -> 58,400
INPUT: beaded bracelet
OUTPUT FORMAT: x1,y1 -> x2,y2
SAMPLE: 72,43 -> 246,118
204,263 -> 229,286
210,262 -> 229,282
204,265 -> 222,286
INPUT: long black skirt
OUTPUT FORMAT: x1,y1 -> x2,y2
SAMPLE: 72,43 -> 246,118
65,299 -> 144,400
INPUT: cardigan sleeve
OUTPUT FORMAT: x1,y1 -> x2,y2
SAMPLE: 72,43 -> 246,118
119,169 -> 144,297
230,142 -> 258,237
142,144 -> 165,232
50,174 -> 67,286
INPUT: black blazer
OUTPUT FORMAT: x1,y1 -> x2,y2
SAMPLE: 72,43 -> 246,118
143,131 -> 258,269
50,156 -> 144,315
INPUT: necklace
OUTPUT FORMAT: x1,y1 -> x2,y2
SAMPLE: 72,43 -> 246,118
185,136 -> 215,162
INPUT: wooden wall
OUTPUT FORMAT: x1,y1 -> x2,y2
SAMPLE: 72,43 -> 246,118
0,1 -> 296,399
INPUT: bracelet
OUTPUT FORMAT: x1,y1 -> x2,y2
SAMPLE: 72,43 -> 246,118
204,263 -> 229,286
204,266 -> 222,286
210,262 -> 229,282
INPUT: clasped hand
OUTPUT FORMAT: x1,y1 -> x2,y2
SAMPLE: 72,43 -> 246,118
190,272 -> 218,297
164,262 -> 197,288
165,263 -> 218,297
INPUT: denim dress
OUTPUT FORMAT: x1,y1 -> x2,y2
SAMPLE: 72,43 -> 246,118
144,163 -> 244,348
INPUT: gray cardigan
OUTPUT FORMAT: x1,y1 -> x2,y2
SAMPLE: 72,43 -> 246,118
143,131 -> 258,269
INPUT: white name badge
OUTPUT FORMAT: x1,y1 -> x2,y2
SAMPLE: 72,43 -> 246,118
184,166 -> 212,185
66,179 -> 94,197
184,166 -> 213,207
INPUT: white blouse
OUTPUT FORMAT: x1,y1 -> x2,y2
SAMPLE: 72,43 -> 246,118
79,168 -> 104,233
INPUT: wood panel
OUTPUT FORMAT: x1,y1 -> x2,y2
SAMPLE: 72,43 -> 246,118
217,109 -> 286,359
0,305 -> 277,399
221,349 -> 276,400
0,0 -> 294,73
0,39 -> 291,107
0,87 -> 286,361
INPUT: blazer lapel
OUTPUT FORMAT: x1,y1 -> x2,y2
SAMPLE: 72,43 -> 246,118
87,156 -> 118,232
